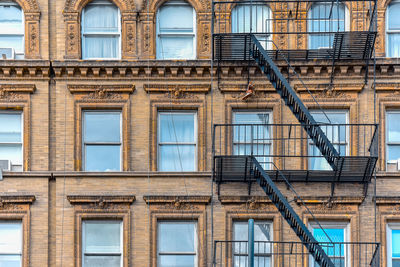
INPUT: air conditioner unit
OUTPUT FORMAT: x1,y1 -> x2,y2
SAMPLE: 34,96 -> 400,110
11,164 -> 22,172
387,159 -> 400,172
0,160 -> 11,171
0,48 -> 15,59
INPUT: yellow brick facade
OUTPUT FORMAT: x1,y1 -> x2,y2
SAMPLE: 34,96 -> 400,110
0,0 -> 400,266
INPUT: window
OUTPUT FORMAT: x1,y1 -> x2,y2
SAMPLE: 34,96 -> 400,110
231,4 -> 272,49
157,221 -> 197,267
0,222 -> 22,266
0,2 -> 24,59
156,1 -> 196,59
309,111 -> 348,170
387,224 -> 400,267
158,112 -> 197,171
233,111 -> 272,169
233,221 -> 272,266
83,111 -> 121,171
0,112 -> 23,171
82,221 -> 122,267
81,0 -> 121,59
309,222 -> 349,266
308,3 -> 348,49
387,0 -> 400,57
386,111 -> 400,170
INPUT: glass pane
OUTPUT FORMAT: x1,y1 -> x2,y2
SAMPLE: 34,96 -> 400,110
0,36 -> 23,53
393,259 -> 400,267
234,222 -> 271,241
309,3 -> 346,49
0,144 -> 22,165
234,112 -> 269,124
157,36 -> 194,59
232,5 -> 271,33
159,113 -> 195,143
84,221 -> 121,253
85,145 -> 120,171
84,112 -> 120,143
158,222 -> 195,253
0,255 -> 21,267
0,223 -> 22,253
159,145 -> 195,171
388,113 -> 400,142
388,145 -> 400,162
314,227 -> 345,257
159,255 -> 195,267
83,3 -> 119,32
233,113 -> 271,143
389,3 -> 400,30
158,4 -> 194,31
83,36 -> 119,59
0,113 -> 22,142
388,34 -> 400,58
0,5 -> 23,34
84,255 -> 120,267
393,230 -> 400,257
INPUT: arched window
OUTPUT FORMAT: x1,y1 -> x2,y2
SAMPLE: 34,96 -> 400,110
81,0 -> 121,59
231,4 -> 272,49
156,1 -> 196,59
0,1 -> 24,59
387,0 -> 400,57
308,3 -> 348,49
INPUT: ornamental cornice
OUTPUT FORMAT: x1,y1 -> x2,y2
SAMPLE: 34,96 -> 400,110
294,196 -> 364,205
144,84 -> 210,94
0,195 -> 36,205
374,196 -> 400,205
143,195 -> 211,204
0,84 -> 36,94
294,83 -> 364,92
218,195 -> 272,204
375,82 -> 400,91
67,195 -> 136,205
67,84 -> 135,94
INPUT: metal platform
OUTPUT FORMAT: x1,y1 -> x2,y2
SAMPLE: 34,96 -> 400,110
213,32 -> 377,61
214,155 -> 377,184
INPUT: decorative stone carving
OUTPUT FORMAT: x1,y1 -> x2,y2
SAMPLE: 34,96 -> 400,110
11,0 -> 41,59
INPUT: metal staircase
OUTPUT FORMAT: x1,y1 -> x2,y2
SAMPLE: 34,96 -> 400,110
249,156 -> 335,267
249,34 -> 339,170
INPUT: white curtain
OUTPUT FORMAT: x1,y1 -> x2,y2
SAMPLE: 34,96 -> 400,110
82,1 -> 120,59
309,3 -> 346,49
157,1 -> 195,59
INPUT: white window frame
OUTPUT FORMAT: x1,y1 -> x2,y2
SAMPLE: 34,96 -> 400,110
232,220 -> 273,267
387,223 -> 400,267
307,2 -> 350,49
157,221 -> 198,267
82,110 -> 122,171
386,0 -> 400,58
157,111 -> 198,171
232,111 -> 273,169
231,4 -> 273,50
309,222 -> 350,267
0,110 -> 23,171
386,110 -> 400,169
0,1 -> 24,59
308,110 -> 349,170
82,220 -> 123,267
156,0 -> 197,60
0,221 -> 22,267
81,0 -> 121,60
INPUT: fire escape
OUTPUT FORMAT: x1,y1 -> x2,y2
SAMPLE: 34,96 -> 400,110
211,0 -> 380,266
